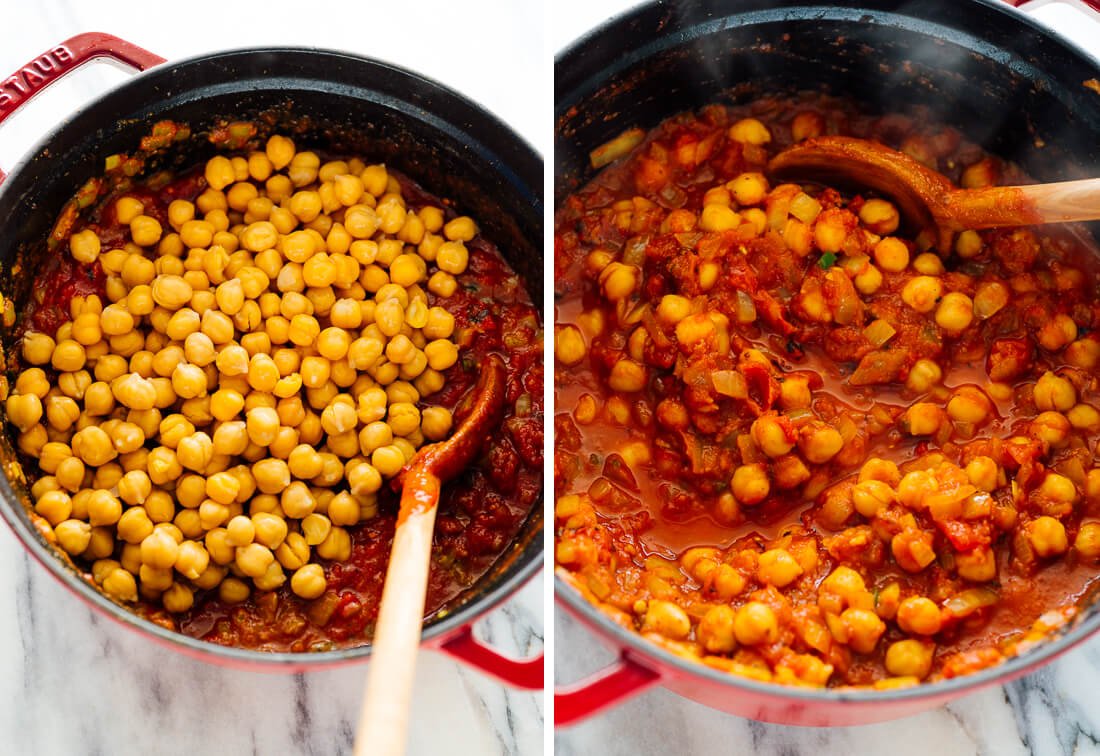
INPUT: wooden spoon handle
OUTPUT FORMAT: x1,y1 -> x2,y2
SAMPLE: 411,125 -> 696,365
354,356 -> 508,756
1017,178 -> 1100,225
355,469 -> 441,756
941,178 -> 1100,230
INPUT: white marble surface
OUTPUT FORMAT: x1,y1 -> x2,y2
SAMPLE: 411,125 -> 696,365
0,2 -> 545,755
553,1 -> 1100,755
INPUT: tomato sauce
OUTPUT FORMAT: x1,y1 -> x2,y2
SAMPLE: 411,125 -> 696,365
555,93 -> 1100,687
29,160 -> 542,653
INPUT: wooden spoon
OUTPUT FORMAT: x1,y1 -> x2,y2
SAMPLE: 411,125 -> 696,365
768,135 -> 1100,249
354,354 -> 507,756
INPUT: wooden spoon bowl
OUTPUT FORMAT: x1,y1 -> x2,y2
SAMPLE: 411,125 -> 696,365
768,136 -> 1100,249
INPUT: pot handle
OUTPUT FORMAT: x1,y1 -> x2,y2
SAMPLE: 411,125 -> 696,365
555,655 -> 663,727
1006,1 -> 1100,22
0,32 -> 166,181
437,624 -> 544,690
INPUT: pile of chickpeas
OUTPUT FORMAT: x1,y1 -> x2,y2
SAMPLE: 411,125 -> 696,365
6,134 -> 476,613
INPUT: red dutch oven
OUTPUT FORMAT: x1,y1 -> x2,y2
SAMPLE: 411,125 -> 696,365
0,33 -> 543,684
555,0 -> 1100,726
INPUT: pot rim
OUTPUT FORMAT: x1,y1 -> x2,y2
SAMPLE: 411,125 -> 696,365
556,572 -> 1100,703
0,43 -> 544,666
553,0 -> 1100,705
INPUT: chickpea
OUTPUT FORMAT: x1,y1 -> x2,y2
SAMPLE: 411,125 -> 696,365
69,229 -> 101,264
5,393 -> 42,432
1066,338 -> 1100,369
22,332 -> 56,366
1068,403 -> 1100,431
791,111 -> 824,141
859,199 -> 899,235
641,599 -> 691,640
909,253 -> 942,276
897,596 -> 943,636
906,359 -> 942,393
289,563 -> 327,599
728,118 -> 771,145
751,414 -> 794,458
598,262 -> 639,302
733,601 -> 779,645
608,360 -> 647,393
954,229 -> 983,258
797,422 -> 844,464
757,548 -> 803,588
965,456 -> 1000,492
840,607 -> 886,654
1039,313 -> 1078,352
934,292 -> 974,333
731,464 -> 770,506
130,216 -> 163,247
236,542 -> 275,578
1027,412 -> 1069,452
1038,473 -> 1078,505
729,172 -> 769,206
420,406 -> 453,441
1075,522 -> 1100,560
55,520 -> 92,555
885,639 -> 934,678
1034,371 -> 1076,412
555,325 -> 586,366
698,605 -> 737,653
956,545 -> 997,582
901,276 -> 944,314
101,568 -> 138,602
904,403 -> 944,436
851,480 -> 894,518
946,386 -> 992,425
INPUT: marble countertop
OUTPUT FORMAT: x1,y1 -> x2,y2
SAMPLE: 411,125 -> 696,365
0,2 -> 544,755
553,1 -> 1100,755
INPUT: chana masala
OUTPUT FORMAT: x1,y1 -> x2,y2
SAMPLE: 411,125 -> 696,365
553,95 -> 1100,688
6,126 -> 542,652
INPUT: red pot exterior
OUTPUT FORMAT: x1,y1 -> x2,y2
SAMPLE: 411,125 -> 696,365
556,583 -> 1100,727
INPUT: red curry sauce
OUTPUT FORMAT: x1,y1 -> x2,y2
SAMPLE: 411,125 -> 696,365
31,163 -> 542,652
554,94 -> 1100,687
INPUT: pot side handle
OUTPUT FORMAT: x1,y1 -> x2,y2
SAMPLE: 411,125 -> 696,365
437,625 -> 544,690
555,656 -> 663,727
1007,0 -> 1100,32
0,32 -> 166,181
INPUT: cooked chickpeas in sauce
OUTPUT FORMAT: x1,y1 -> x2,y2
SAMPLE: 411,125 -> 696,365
554,95 -> 1100,688
7,127 -> 543,651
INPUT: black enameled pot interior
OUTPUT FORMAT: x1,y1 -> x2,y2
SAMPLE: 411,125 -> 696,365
557,0 -> 1100,205
0,47 -> 543,663
555,0 -> 1100,701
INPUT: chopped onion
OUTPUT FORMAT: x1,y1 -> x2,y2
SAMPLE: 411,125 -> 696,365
974,281 -> 1009,320
943,587 -> 999,618
789,192 -> 822,224
841,254 -> 871,277
863,319 -> 897,348
734,290 -> 757,323
835,414 -> 858,443
712,370 -> 748,398
622,235 -> 649,267
590,127 -> 646,168
658,183 -> 688,209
